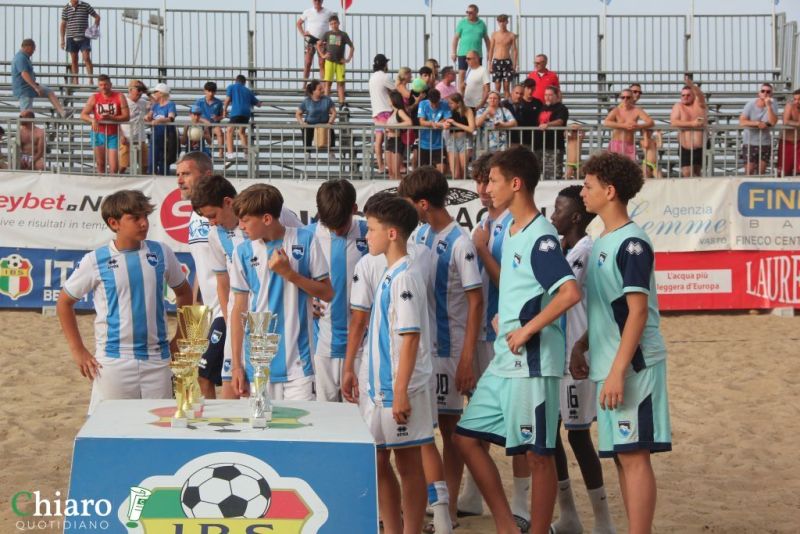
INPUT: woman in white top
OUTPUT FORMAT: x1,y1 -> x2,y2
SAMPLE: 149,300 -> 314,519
476,91 -> 517,152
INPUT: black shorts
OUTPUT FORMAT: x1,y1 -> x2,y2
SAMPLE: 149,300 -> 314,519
198,316 -> 226,386
305,35 -> 320,54
679,146 -> 703,167
385,136 -> 406,154
492,59 -> 514,82
229,115 -> 249,125
419,147 -> 445,166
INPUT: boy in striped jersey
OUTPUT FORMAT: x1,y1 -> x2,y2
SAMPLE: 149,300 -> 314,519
58,190 -> 192,414
399,167 -> 483,530
228,184 -> 333,401
361,195 -> 433,534
307,179 -> 369,402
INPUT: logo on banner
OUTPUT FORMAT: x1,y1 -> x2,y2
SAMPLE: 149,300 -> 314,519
0,254 -> 34,300
117,452 -> 328,533
160,189 -> 194,244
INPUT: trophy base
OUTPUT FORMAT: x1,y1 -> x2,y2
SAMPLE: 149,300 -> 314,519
170,417 -> 189,428
250,411 -> 272,428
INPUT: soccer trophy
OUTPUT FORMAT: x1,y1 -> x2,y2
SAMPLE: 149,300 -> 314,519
176,305 -> 212,413
168,354 -> 193,427
242,312 -> 280,428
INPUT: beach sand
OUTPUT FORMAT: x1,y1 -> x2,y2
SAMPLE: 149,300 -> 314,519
1,310 -> 798,533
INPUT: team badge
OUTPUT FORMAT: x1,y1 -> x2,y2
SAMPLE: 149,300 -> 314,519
436,240 -> 449,255
0,253 -> 33,301
626,240 -> 644,255
291,245 -> 305,260
493,223 -> 503,236
210,329 -> 223,344
223,360 -> 232,372
618,420 -> 632,438
598,252 -> 607,266
382,274 -> 392,289
538,238 -> 558,252
355,238 -> 368,253
512,253 -> 522,269
189,219 -> 210,240
146,252 -> 159,266
519,425 -> 533,442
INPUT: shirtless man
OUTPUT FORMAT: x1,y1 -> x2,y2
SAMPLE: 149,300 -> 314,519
670,75 -> 708,177
778,89 -> 800,177
488,14 -> 518,100
603,88 -> 654,161
18,110 -> 45,170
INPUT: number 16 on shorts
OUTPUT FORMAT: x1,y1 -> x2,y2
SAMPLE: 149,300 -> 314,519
560,376 -> 597,430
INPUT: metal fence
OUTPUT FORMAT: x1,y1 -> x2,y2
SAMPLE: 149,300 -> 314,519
3,116 -> 798,181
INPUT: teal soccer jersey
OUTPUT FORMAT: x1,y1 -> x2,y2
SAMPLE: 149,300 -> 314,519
586,222 -> 667,383
488,214 -> 575,378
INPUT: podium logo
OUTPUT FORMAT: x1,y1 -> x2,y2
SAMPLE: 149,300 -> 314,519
0,254 -> 34,300
118,452 -> 328,533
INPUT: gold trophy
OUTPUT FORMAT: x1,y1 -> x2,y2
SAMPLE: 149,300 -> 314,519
176,305 -> 212,414
242,312 -> 280,428
168,354 -> 193,427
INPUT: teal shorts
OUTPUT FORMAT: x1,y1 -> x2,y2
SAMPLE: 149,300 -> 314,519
90,131 -> 119,150
455,371 -> 560,456
596,360 -> 672,458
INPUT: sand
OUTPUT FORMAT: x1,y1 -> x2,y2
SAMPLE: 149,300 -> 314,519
1,310 -> 798,533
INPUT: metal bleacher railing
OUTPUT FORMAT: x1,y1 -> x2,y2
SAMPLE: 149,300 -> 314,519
0,4 -> 799,179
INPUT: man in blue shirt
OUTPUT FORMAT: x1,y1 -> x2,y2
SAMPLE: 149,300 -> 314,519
418,89 -> 452,174
11,39 -> 70,118
222,74 -> 262,166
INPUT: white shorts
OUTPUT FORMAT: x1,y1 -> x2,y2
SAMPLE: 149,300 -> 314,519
268,375 -> 316,401
559,375 -> 597,430
88,356 -> 172,415
314,353 -> 344,402
432,357 -> 463,415
473,340 -> 495,380
365,386 -> 435,449
354,353 -> 370,419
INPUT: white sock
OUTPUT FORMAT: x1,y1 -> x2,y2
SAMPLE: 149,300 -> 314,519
511,476 -> 530,521
457,470 -> 483,514
587,486 -> 615,534
552,479 -> 582,533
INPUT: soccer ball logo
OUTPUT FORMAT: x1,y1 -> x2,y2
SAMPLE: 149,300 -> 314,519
180,462 -> 272,518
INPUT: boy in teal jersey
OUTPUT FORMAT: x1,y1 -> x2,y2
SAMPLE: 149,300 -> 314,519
574,151 -> 671,534
455,146 -> 582,534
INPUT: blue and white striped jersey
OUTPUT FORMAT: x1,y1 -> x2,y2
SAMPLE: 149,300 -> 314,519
412,220 -> 483,358
229,226 -> 330,383
307,219 -> 369,358
63,240 -> 187,360
363,255 -> 433,406
473,209 -> 513,342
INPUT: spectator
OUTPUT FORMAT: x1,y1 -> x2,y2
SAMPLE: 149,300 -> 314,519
631,83 -> 662,178
316,14 -> 354,107
79,74 -> 130,174
119,79 -> 149,174
395,67 -> 420,167
436,67 -> 458,101
295,79 -> 337,149
18,111 -> 45,171
739,83 -> 779,176
222,74 -> 261,166
417,88 -> 452,173
778,89 -> 800,177
527,54 -> 559,104
146,83 -> 178,176
444,93 -> 475,179
297,0 -> 334,80
395,67 -> 414,100
603,88 -> 654,161
533,86 -> 569,179
463,51 -> 490,111
181,106 -> 212,157
476,91 -> 516,152
194,81 -> 225,160
451,4 -> 490,90
488,14 -> 518,100
12,39 -> 70,118
384,90 -> 413,179
60,0 -> 100,85
368,54 -> 394,174
425,58 -> 441,82
670,75 -> 708,177
503,83 -> 541,148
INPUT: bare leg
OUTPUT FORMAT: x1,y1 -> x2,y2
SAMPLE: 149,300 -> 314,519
527,451 -> 558,534
337,81 -> 346,105
107,149 -> 119,174
394,446 -> 428,534
616,450 -> 657,534
439,414 -> 464,521
69,52 -> 79,84
377,449 -> 403,534
94,146 -> 106,174
303,48 -> 314,80
46,92 -> 67,117
375,131 -> 385,173
220,381 -> 239,400
198,377 -> 216,399
226,126 -> 235,154
83,50 -> 94,85
238,127 -> 248,153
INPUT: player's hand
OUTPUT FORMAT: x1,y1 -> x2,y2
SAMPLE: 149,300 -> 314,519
312,298 -> 326,319
626,122 -> 638,131
540,122 -> 549,130
72,347 -> 102,380
341,369 -> 359,404
455,355 -> 476,394
268,248 -> 293,278
231,368 -> 250,397
569,347 -> 589,380
392,390 -> 411,424
506,325 -> 532,355
472,222 -> 490,250
599,370 -> 624,410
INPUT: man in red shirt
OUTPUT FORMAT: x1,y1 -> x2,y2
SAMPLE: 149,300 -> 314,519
80,74 -> 130,174
527,54 -> 560,104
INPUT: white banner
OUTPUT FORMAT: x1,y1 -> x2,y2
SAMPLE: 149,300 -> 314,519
1,173 -> 798,253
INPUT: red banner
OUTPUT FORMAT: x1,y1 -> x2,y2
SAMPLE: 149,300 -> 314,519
655,251 -> 800,310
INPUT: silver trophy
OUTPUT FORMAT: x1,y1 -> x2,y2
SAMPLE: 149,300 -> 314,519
242,312 -> 280,428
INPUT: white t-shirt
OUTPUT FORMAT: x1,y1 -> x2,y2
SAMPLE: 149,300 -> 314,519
464,66 -> 490,108
120,96 -> 149,143
369,70 -> 395,117
300,7 -> 335,39
63,240 -> 187,361
563,235 -> 593,370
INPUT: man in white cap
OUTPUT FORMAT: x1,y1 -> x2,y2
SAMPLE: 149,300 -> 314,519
146,82 -> 177,175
